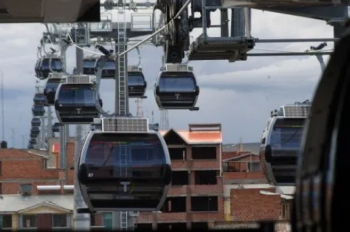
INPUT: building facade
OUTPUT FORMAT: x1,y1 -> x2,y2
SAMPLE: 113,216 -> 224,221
0,124 -> 292,231
135,124 -> 224,230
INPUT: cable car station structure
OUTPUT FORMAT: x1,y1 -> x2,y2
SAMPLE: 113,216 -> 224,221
0,0 -> 348,231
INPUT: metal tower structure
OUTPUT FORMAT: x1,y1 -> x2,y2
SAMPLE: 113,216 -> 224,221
33,83 -> 47,150
73,26 -> 91,231
135,98 -> 143,117
160,109 -> 169,130
115,3 -> 130,230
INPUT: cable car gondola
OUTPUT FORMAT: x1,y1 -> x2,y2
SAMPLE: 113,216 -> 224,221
52,122 -> 61,133
154,64 -> 199,110
77,118 -> 171,212
128,66 -> 147,98
83,57 -> 98,75
30,132 -> 38,139
31,117 -> 41,127
44,77 -> 63,105
32,105 -> 45,117
30,127 -> 40,138
33,93 -> 47,106
95,57 -> 116,79
55,78 -> 103,124
29,138 -> 37,145
38,56 -> 64,79
28,143 -> 35,149
259,101 -> 311,186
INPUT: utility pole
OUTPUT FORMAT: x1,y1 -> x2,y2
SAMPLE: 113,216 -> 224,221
73,33 -> 91,231
21,134 -> 26,149
1,72 -> 5,142
10,128 -> 16,148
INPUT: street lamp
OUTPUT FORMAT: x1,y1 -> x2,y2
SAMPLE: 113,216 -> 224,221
308,42 -> 327,72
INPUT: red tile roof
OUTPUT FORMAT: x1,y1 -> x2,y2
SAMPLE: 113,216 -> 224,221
160,129 -> 222,144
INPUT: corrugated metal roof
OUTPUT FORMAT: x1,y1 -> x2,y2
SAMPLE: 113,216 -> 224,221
277,186 -> 295,195
0,194 -> 74,213
160,129 -> 222,144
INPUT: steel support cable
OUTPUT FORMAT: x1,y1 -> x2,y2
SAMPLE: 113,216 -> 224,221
66,0 -> 191,58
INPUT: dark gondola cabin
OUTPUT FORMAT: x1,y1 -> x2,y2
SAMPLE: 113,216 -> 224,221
33,93 -> 47,106
32,105 -> 45,117
95,58 -> 116,79
259,101 -> 311,186
31,117 -> 41,127
128,66 -> 147,98
83,57 -> 98,75
55,83 -> 102,124
30,138 -> 37,145
154,64 -> 199,110
30,127 -> 40,138
44,77 -> 62,105
30,132 -> 38,139
28,144 -> 35,149
52,122 -> 61,133
78,130 -> 171,212
38,56 -> 64,79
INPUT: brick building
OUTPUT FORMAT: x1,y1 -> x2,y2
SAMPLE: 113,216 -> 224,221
0,145 -> 75,195
0,124 -> 293,231
216,146 -> 293,231
135,124 -> 224,230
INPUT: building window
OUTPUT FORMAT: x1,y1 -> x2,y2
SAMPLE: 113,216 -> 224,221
0,183 -> 2,194
22,215 -> 37,228
41,159 -> 47,169
0,161 -> 2,176
52,214 -> 68,228
1,214 -> 12,229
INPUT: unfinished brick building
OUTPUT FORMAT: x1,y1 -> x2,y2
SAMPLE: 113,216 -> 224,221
0,144 -> 75,195
135,124 -> 224,230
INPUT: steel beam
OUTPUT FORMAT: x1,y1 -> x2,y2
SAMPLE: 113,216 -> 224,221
255,38 -> 339,43
252,5 -> 349,22
221,0 -> 349,7
247,51 -> 333,56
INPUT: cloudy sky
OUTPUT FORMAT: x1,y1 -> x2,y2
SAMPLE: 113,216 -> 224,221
0,4 -> 338,148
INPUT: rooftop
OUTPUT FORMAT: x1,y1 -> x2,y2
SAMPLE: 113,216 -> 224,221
0,194 -> 74,213
223,143 -> 260,154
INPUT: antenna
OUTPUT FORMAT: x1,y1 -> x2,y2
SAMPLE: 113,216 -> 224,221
1,73 -> 4,142
21,134 -> 26,149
